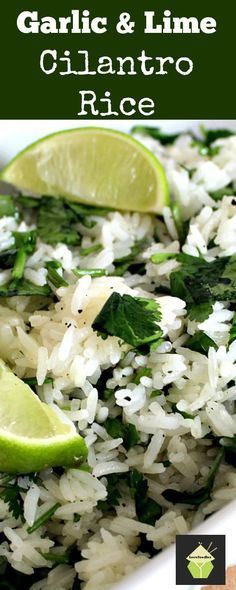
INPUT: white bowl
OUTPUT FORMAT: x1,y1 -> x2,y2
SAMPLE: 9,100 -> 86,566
1,119 -> 236,590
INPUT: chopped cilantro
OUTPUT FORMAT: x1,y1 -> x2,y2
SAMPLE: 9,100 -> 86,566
201,127 -> 234,146
46,260 -> 68,288
185,332 -> 217,355
187,302 -> 213,322
0,195 -> 17,218
132,367 -> 152,384
171,202 -> 189,245
0,278 -> 51,298
127,469 -> 162,525
97,474 -> 121,512
220,437 -> 236,467
104,418 -> 139,451
80,243 -> 102,257
163,447 -> 224,505
111,241 -> 146,276
73,268 -> 107,278
27,502 -> 60,534
150,252 -> 177,264
92,293 -> 163,353
38,197 -> 81,246
150,389 -> 162,398
229,313 -> 236,345
0,484 -> 24,519
132,125 -> 181,145
170,255 -> 236,318
23,376 -> 53,387
210,185 -> 236,201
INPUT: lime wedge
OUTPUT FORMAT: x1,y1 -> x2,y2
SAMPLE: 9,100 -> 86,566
1,128 -> 169,213
0,361 -> 87,473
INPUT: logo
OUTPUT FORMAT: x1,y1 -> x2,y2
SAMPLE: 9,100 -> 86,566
176,535 -> 225,585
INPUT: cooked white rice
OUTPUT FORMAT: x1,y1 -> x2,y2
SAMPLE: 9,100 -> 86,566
1,128 -> 236,589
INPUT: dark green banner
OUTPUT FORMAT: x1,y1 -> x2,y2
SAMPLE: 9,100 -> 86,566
1,0 -> 235,119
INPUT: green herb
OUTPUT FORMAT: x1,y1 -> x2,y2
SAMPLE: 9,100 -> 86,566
95,367 -> 114,400
16,195 -> 41,209
0,231 -> 36,275
73,268 -> 107,278
0,278 -> 51,298
132,367 -> 152,385
150,252 -> 177,264
193,141 -> 220,157
0,484 -> 24,519
171,202 -> 189,245
171,403 -> 194,420
11,231 -> 37,279
163,447 -> 224,505
23,376 -> 53,387
150,389 -> 162,398
127,469 -> 162,525
103,388 -> 114,400
41,550 -> 70,564
201,127 -> 234,146
27,502 -> 60,534
46,260 -> 68,288
68,202 -> 112,217
229,313 -> 236,345
80,243 -> 102,257
0,195 -> 17,218
12,250 -> 27,280
170,255 -> 236,317
92,293 -> 163,353
185,332 -> 217,355
0,248 -> 17,270
188,302 -> 213,322
132,125 -> 181,145
104,418 -> 139,451
111,241 -> 146,276
219,436 -> 236,467
38,197 -> 81,246
210,185 -> 236,202
97,474 -> 122,512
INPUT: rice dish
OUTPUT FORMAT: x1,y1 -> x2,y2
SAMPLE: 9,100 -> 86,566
1,126 -> 236,589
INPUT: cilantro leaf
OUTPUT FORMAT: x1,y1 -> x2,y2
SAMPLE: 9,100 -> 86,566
38,197 -> 81,246
0,278 -> 51,298
163,447 -> 224,506
170,255 -> 236,311
187,302 -> 213,322
132,125 -> 181,145
171,203 -> 189,245
104,418 -> 139,451
127,469 -> 162,525
111,241 -> 147,277
92,293 -> 163,352
46,260 -> 68,288
97,474 -> 121,512
210,185 -> 236,202
185,331 -> 217,355
202,127 -> 234,146
229,313 -> 236,345
0,195 -> 17,218
0,485 -> 24,519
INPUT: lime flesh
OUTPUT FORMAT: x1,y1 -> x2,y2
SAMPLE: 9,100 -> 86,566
0,361 -> 87,473
1,128 -> 169,214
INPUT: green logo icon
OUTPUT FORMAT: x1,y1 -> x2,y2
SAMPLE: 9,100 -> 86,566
187,542 -> 217,579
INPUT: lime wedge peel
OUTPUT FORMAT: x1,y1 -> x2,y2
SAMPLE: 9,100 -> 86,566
0,360 -> 87,473
1,127 -> 169,214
